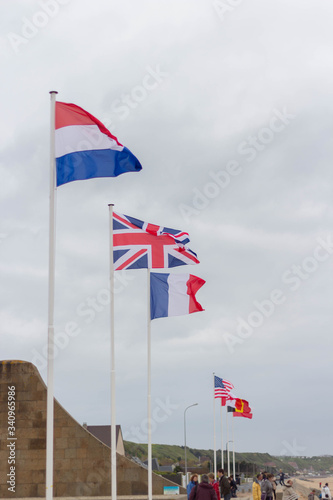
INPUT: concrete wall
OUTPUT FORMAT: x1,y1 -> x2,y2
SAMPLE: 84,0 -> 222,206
0,360 -> 186,498
293,479 -> 320,499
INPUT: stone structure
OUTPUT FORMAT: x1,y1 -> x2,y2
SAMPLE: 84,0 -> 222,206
85,424 -> 125,456
0,360 -> 185,498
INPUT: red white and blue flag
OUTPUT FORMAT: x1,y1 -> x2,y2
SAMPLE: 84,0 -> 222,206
150,272 -> 205,320
55,102 -> 142,186
214,376 -> 234,399
113,212 -> 200,270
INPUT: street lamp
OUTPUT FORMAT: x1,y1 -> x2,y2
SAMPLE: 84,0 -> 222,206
184,403 -> 198,478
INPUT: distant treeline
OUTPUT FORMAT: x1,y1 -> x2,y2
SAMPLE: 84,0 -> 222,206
124,441 -> 333,474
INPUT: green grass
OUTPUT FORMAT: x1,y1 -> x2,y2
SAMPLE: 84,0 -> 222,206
123,441 -> 333,473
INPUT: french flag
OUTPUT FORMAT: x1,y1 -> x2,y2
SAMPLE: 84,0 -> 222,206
55,102 -> 142,186
150,272 -> 205,320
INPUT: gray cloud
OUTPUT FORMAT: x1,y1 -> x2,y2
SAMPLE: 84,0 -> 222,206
1,0 -> 333,457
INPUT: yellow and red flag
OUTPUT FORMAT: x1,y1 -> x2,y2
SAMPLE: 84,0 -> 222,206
227,397 -> 253,419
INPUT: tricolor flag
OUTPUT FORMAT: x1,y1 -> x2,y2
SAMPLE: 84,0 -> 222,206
113,212 -> 200,270
55,102 -> 142,186
150,272 -> 205,320
214,376 -> 234,399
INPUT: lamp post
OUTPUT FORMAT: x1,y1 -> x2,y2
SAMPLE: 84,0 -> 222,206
184,403 -> 198,479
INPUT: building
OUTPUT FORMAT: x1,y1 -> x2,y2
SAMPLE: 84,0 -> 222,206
0,360 -> 185,498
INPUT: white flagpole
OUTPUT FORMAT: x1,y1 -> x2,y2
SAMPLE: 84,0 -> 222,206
213,373 -> 216,477
232,415 -> 235,479
109,204 -> 117,500
46,90 -> 58,500
226,410 -> 230,476
147,269 -> 152,500
220,402 -> 224,470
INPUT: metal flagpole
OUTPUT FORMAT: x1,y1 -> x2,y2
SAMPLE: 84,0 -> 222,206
46,90 -> 58,500
226,411 -> 230,476
232,414 -> 235,478
109,204 -> 117,500
147,269 -> 152,500
220,403 -> 224,470
213,373 -> 216,477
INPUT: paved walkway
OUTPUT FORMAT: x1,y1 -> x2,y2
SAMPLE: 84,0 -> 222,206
2,497 -> 187,500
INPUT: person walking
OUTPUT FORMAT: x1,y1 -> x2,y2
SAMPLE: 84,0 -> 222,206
189,474 -> 217,500
187,474 -> 199,499
218,469 -> 231,500
208,473 -> 221,500
253,474 -> 262,500
230,475 -> 238,498
282,479 -> 298,500
322,483 -> 331,500
279,471 -> 286,487
261,473 -> 274,500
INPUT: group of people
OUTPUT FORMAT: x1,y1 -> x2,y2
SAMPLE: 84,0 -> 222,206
253,471 -> 298,500
187,469 -> 331,500
186,469 -> 237,500
319,483 -> 331,500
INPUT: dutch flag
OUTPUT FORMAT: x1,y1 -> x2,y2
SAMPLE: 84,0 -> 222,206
150,272 -> 205,320
55,102 -> 142,186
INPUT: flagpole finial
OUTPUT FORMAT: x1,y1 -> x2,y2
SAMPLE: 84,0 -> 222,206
49,90 -> 58,95
108,203 -> 114,207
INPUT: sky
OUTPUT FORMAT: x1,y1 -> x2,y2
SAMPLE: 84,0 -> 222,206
1,0 -> 333,459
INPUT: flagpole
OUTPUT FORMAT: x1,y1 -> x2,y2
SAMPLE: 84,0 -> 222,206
213,372 -> 216,477
220,403 -> 224,470
226,409 -> 230,476
147,269 -> 152,500
232,415 -> 235,479
109,204 -> 117,500
46,90 -> 58,500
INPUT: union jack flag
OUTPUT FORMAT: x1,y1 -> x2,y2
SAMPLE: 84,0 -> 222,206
113,212 -> 200,270
214,376 -> 234,399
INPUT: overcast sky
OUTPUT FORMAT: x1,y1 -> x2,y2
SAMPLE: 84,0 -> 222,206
1,0 -> 333,459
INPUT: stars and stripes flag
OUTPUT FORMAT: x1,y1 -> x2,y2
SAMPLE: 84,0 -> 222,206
113,212 -> 200,270
214,376 -> 234,399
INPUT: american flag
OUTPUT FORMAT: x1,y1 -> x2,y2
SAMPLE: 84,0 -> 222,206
113,212 -> 200,270
214,376 -> 234,399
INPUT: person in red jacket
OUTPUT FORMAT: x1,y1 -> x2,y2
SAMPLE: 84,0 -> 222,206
208,473 -> 221,500
189,474 -> 218,500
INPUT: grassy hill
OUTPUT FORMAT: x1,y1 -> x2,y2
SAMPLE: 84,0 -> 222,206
124,441 -> 333,474
278,456 -> 333,472
124,441 -> 199,464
